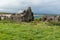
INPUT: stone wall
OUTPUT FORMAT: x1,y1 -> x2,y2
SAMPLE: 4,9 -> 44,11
41,15 -> 60,22
0,14 -> 11,20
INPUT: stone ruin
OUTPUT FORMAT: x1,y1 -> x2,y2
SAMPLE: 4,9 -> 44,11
11,7 -> 34,22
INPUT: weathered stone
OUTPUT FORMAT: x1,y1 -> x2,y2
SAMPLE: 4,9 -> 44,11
0,13 -> 11,20
11,7 -> 34,22
41,15 -> 60,22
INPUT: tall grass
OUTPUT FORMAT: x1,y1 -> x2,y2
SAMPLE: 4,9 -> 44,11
0,21 -> 60,40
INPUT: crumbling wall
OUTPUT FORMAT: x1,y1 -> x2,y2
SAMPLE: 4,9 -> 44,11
41,15 -> 60,22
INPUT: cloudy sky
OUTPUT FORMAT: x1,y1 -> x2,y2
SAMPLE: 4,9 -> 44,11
0,0 -> 60,14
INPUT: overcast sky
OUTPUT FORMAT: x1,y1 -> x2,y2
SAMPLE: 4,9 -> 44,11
0,0 -> 60,14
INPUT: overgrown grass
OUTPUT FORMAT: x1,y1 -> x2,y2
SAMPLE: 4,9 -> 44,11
0,20 -> 60,40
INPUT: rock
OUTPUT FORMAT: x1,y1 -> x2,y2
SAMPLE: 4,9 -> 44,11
11,7 -> 34,22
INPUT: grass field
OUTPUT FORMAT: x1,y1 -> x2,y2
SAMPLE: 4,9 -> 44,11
0,21 -> 60,40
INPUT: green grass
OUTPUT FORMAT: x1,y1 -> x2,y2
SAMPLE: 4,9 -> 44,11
0,22 -> 60,40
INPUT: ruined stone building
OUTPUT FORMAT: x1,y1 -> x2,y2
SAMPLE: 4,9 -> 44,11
0,7 -> 34,22
11,7 -> 34,22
